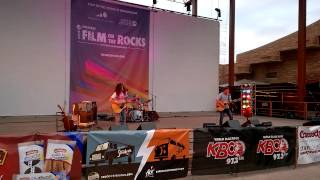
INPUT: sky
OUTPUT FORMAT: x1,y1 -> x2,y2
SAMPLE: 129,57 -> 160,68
119,0 -> 320,64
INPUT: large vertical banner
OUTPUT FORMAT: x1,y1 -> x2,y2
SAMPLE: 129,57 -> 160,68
71,0 -> 150,112
86,129 -> 190,179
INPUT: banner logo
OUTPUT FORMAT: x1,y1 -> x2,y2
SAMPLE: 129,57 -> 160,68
89,142 -> 134,165
207,137 -> 245,164
88,172 -> 100,180
0,149 -> 7,166
96,12 -> 108,18
145,166 -> 155,178
300,130 -> 320,139
257,135 -> 289,160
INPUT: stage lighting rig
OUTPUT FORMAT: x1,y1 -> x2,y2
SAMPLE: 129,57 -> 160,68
215,8 -> 221,20
183,0 -> 192,12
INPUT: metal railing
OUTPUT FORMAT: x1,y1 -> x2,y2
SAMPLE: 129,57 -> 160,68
256,100 -> 320,120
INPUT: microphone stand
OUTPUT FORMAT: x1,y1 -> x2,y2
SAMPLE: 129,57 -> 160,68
145,90 -> 156,111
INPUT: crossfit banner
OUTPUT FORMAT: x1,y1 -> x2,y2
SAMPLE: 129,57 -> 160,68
192,127 -> 296,175
70,0 -> 150,113
298,126 -> 320,164
0,132 -> 84,180
86,129 -> 189,179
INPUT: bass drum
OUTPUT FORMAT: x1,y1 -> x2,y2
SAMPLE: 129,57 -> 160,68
128,110 -> 143,122
143,111 -> 159,122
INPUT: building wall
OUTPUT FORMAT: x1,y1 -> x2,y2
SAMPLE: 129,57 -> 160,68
237,20 -> 320,65
219,64 -> 229,84
306,49 -> 320,82
220,20 -> 320,86
248,49 -> 320,84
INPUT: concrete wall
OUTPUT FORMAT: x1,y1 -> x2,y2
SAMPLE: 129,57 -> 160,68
0,0 -> 70,116
0,0 -> 220,115
150,11 -> 220,112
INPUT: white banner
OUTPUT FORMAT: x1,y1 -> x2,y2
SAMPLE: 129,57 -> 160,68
298,126 -> 320,164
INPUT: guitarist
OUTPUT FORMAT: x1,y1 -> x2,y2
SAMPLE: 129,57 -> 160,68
216,86 -> 233,126
109,83 -> 128,124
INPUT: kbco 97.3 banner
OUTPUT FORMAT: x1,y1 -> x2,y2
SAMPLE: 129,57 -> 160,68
70,0 -> 150,113
192,127 -> 296,175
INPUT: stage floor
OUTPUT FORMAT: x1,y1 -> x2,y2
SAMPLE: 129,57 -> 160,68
0,112 -> 309,135
0,112 -> 319,180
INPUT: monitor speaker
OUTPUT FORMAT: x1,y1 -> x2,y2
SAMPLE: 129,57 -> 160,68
222,120 -> 241,128
109,124 -> 129,131
203,123 -> 218,128
137,122 -> 156,130
303,120 -> 320,126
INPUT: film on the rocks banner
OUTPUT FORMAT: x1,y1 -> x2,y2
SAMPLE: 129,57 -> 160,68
86,129 -> 190,180
70,0 -> 150,113
0,132 -> 84,180
192,127 -> 296,175
297,126 -> 320,164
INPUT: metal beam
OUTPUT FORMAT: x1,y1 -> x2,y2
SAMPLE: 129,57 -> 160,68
229,0 -> 235,87
297,0 -> 306,101
192,0 -> 197,17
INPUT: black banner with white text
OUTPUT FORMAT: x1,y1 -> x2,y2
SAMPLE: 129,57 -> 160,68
192,127 -> 296,175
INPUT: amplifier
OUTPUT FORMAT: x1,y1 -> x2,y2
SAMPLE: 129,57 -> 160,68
72,101 -> 97,124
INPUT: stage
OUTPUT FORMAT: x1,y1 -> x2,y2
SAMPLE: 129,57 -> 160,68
0,112 -> 308,135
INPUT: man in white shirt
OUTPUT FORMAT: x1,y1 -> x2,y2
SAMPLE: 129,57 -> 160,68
216,87 -> 233,126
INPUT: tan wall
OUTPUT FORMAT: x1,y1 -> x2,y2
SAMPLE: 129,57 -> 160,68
306,49 -> 320,82
219,64 -> 229,85
220,19 -> 320,85
245,50 -> 320,84
237,20 -> 320,66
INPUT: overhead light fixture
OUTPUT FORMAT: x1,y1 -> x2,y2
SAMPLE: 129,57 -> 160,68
153,0 -> 157,5
215,8 -> 221,19
183,0 -> 192,12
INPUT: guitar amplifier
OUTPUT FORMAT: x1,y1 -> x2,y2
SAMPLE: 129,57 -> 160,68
72,101 -> 97,124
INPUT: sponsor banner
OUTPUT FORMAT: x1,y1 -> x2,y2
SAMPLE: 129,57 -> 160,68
70,0 -> 150,113
0,132 -> 84,180
86,129 -> 189,179
192,127 -> 296,175
192,128 -> 253,175
252,127 -> 296,170
298,126 -> 320,164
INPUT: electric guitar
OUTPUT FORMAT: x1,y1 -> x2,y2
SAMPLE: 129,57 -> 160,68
216,98 -> 241,112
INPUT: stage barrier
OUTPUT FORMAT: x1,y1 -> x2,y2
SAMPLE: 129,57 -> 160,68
86,129 -> 190,180
191,127 -> 296,175
0,132 -> 84,180
297,126 -> 320,164
1,126 -> 320,179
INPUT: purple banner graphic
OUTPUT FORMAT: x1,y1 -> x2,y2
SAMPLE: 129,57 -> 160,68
70,0 -> 149,113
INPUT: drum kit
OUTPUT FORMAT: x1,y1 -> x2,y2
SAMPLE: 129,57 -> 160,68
126,98 -> 158,122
